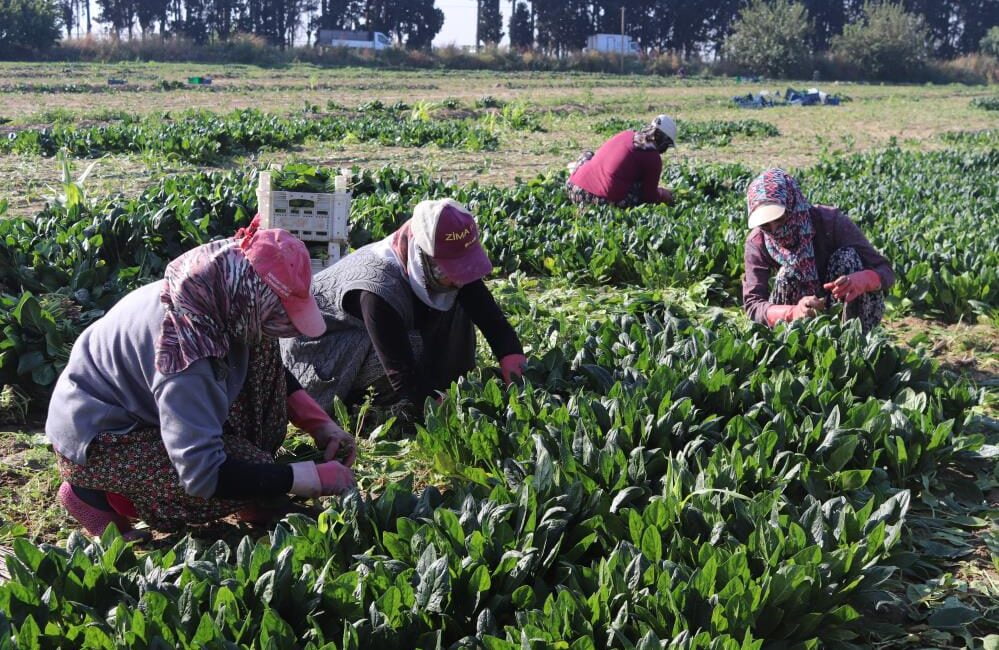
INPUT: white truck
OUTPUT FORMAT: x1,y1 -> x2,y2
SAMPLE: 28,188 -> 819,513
318,29 -> 392,51
585,33 -> 641,56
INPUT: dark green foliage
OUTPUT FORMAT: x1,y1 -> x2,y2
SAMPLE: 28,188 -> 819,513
0,0 -> 61,56
0,108 -> 499,162
2,147 -> 997,399
970,96 -> 999,111
593,118 -> 780,148
0,307 -> 982,647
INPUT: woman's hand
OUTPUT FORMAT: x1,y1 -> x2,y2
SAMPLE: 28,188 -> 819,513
823,270 -> 881,302
312,421 -> 357,467
657,187 -> 675,205
790,295 -> 827,319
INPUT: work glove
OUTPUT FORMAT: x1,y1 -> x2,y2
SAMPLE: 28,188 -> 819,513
657,187 -> 675,205
288,390 -> 356,465
765,295 -> 826,327
823,270 -> 881,303
312,421 -> 357,466
499,353 -> 528,384
289,461 -> 355,498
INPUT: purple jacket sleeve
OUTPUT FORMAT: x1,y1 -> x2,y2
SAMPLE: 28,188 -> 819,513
828,211 -> 895,290
640,153 -> 664,204
742,230 -> 773,325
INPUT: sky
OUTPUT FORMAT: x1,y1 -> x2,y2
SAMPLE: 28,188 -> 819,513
433,1 -> 510,48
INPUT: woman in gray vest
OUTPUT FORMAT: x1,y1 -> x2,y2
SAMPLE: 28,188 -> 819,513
282,199 -> 527,412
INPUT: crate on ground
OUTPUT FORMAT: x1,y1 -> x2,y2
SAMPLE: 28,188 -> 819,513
256,170 -> 351,273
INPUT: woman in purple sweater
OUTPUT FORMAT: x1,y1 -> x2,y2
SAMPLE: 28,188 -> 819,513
46,225 -> 357,538
565,114 -> 677,208
742,168 -> 894,332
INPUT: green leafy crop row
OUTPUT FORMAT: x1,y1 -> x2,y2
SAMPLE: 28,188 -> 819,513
0,306 -> 983,648
0,108 -> 499,162
592,119 -> 780,148
2,146 -> 997,401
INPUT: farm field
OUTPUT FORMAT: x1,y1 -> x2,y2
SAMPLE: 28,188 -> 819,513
0,63 -> 997,648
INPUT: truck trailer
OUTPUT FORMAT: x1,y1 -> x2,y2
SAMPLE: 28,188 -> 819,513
318,29 -> 392,51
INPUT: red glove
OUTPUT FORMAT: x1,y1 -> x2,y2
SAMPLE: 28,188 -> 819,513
499,354 -> 528,384
288,390 -> 356,465
290,461 -> 355,497
823,270 -> 881,303
765,295 -> 826,327
657,187 -> 674,205
315,461 -> 356,495
287,389 -> 332,432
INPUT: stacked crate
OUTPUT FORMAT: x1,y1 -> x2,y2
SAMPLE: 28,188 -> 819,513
256,170 -> 350,274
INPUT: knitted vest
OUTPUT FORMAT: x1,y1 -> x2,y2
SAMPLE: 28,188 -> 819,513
280,245 -> 415,406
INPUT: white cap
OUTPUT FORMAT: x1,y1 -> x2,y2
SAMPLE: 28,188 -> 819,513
652,114 -> 677,144
747,202 -> 786,228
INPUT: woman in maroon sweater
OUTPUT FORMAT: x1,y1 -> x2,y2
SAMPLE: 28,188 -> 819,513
566,114 -> 677,208
742,168 -> 894,332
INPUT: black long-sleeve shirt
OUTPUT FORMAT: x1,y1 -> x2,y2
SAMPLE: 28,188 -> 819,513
343,279 -> 522,403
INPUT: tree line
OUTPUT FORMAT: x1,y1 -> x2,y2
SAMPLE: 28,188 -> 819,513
3,0 -> 997,61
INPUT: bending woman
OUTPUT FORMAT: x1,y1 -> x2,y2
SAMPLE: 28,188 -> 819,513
46,226 -> 356,537
742,168 -> 895,332
282,199 -> 527,412
565,114 -> 677,208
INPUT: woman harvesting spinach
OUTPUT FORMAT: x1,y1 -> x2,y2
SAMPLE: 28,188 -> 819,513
46,225 -> 356,538
282,199 -> 527,414
565,114 -> 678,208
742,168 -> 894,332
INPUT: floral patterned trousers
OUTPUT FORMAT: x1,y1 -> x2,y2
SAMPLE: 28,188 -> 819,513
56,340 -> 288,531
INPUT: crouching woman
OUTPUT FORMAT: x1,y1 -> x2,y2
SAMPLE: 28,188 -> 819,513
282,199 -> 527,412
742,168 -> 895,332
46,226 -> 356,537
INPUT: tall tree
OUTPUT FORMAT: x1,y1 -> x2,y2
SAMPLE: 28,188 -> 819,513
478,0 -> 502,46
724,0 -> 813,77
0,0 -> 62,53
831,1 -> 931,79
58,0 -> 73,37
802,0 -> 846,49
955,0 -> 999,54
508,0 -> 531,48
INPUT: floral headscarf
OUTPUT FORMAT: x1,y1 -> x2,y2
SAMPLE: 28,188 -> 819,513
746,168 -> 820,296
155,238 -> 288,375
632,125 -> 670,153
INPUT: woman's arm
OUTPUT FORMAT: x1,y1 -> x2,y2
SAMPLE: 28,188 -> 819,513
154,360 -> 293,500
456,280 -> 523,360
345,289 -> 429,403
742,234 -> 775,325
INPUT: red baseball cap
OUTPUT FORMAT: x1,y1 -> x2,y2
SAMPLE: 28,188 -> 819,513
412,199 -> 492,286
240,228 -> 326,338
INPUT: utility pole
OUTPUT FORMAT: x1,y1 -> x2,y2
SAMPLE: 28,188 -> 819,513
620,6 -> 625,74
475,0 -> 481,52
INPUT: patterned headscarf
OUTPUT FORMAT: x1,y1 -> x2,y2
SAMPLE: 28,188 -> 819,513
746,169 -> 820,296
155,238 -> 289,375
632,125 -> 668,152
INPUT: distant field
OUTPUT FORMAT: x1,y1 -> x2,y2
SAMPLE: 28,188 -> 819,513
1,62 -> 996,215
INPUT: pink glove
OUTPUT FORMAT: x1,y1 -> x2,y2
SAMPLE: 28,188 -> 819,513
823,270 -> 881,303
287,389 -> 332,432
288,390 -> 356,465
315,461 -> 355,495
499,354 -> 528,384
765,295 -> 826,327
290,461 -> 355,497
657,187 -> 674,205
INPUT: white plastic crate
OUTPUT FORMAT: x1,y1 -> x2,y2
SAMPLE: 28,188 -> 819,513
256,170 -> 351,273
